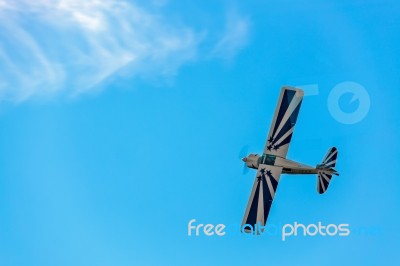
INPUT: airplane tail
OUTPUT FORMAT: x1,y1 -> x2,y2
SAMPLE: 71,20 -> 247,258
316,147 -> 339,194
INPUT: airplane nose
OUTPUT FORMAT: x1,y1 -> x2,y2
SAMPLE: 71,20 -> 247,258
242,157 -> 247,162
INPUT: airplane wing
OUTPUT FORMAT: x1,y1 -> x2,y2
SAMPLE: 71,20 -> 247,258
242,164 -> 283,232
264,87 -> 304,158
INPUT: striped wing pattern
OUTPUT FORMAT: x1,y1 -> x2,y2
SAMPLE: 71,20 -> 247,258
264,87 -> 304,158
242,164 -> 283,231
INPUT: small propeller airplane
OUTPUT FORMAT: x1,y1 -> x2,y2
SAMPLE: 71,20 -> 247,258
241,86 -> 339,233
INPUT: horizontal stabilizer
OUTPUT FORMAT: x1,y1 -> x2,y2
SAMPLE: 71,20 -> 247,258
317,147 -> 338,194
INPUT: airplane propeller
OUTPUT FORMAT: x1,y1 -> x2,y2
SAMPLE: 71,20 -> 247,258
239,145 -> 249,174
242,162 -> 249,174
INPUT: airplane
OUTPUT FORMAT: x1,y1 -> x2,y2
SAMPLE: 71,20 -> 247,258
241,86 -> 339,233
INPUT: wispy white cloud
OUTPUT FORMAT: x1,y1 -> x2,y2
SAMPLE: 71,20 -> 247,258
0,0 -> 250,102
211,11 -> 250,60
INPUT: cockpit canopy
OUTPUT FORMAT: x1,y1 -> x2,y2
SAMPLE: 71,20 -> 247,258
258,154 -> 276,166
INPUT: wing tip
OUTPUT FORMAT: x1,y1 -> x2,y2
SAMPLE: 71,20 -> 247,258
282,86 -> 304,95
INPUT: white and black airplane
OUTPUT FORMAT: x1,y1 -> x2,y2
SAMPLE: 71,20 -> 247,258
241,86 -> 339,232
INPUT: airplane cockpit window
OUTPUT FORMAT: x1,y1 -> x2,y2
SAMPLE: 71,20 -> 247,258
258,154 -> 276,166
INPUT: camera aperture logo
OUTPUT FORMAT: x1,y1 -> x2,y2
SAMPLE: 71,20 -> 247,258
187,219 -> 350,241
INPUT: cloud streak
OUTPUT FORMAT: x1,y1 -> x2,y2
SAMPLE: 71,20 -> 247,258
211,11 -> 250,60
0,0 -> 250,102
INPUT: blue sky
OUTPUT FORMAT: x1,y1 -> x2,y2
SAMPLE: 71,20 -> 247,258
0,0 -> 399,265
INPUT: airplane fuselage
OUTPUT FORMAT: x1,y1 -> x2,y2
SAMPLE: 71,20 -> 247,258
242,153 -> 337,175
